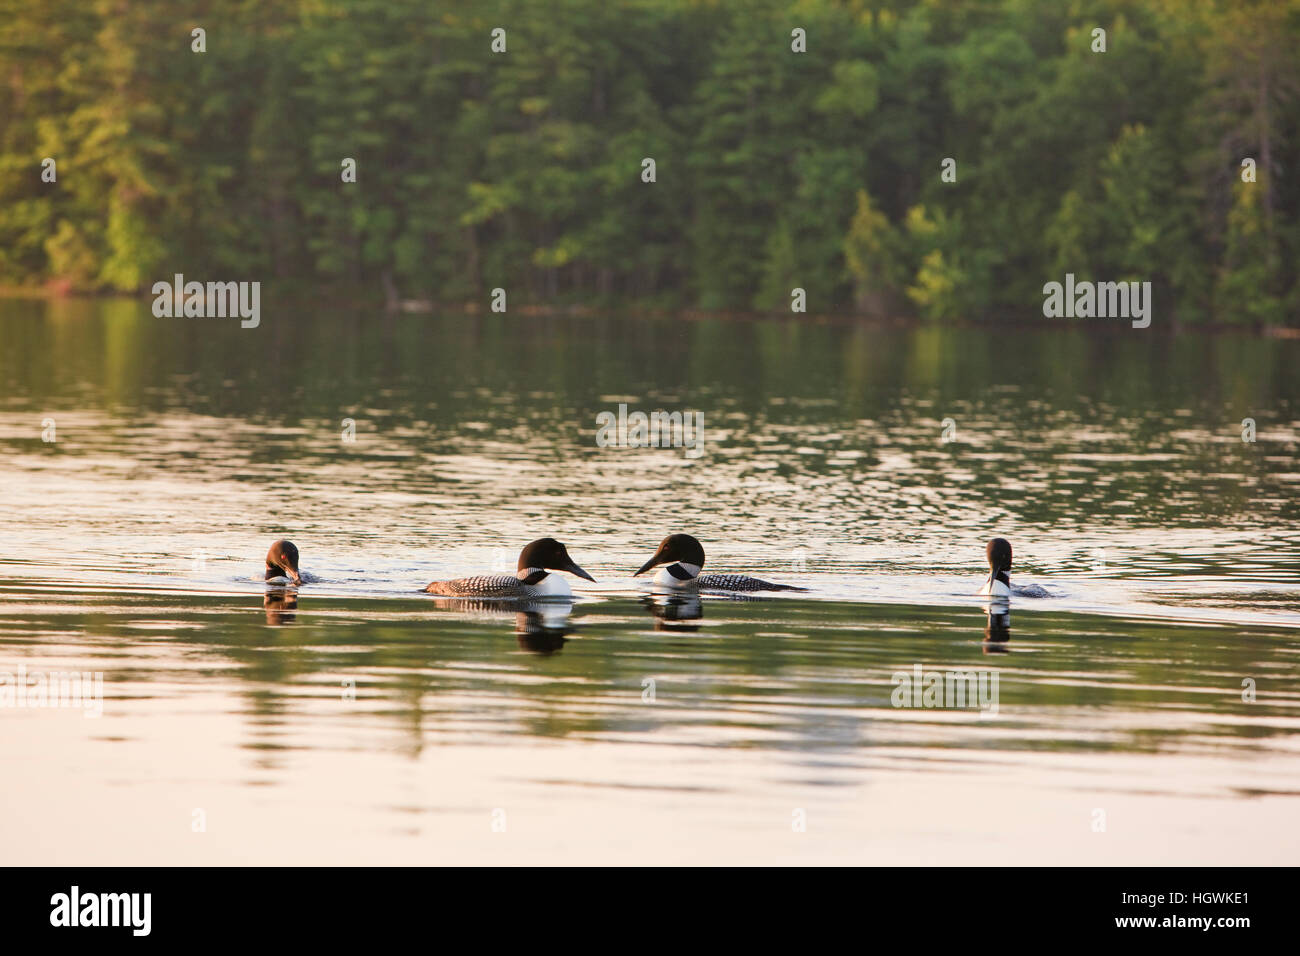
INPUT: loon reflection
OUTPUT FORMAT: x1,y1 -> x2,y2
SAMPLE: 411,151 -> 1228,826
425,597 -> 577,654
640,593 -> 704,631
514,610 -> 572,654
982,602 -> 1011,652
264,587 -> 298,625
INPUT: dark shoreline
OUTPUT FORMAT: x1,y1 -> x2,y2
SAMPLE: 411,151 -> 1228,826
4,285 -> 1297,339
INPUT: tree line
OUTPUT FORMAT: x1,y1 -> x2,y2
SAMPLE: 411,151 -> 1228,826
1,0 -> 1296,324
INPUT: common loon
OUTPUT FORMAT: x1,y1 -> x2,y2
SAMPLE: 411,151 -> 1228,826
424,537 -> 595,598
265,539 -> 302,585
979,538 -> 1049,598
633,534 -> 807,592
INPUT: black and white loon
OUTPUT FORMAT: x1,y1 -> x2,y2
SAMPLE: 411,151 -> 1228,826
265,539 -> 302,585
633,534 -> 807,593
424,537 -> 595,599
979,537 -> 1049,598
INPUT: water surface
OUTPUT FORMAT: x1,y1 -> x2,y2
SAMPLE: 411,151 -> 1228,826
1,299 -> 1298,863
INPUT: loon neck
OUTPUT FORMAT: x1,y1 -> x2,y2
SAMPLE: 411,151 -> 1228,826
653,563 -> 701,589
665,562 -> 701,581
527,572 -> 572,597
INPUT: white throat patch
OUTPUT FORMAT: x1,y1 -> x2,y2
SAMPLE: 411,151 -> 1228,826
653,563 -> 701,590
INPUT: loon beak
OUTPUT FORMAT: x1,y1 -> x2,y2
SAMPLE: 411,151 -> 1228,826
634,543 -> 672,577
563,560 -> 595,583
285,564 -> 302,585
633,556 -> 659,577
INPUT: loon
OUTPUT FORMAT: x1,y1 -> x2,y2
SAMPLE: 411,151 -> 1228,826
979,538 -> 1049,598
265,539 -> 302,585
633,534 -> 808,592
424,537 -> 595,599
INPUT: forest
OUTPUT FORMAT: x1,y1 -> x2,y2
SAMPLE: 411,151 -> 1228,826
0,0 -> 1296,324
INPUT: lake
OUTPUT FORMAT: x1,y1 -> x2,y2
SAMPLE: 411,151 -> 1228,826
2,297 -> 1298,864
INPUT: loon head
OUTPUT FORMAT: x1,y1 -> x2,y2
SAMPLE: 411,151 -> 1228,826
634,533 -> 706,581
517,538 -> 595,582
985,537 -> 1012,591
265,539 -> 301,585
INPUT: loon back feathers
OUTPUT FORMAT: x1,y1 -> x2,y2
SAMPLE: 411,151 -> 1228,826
1013,582 -> 1050,599
696,573 -> 807,592
424,574 -> 535,598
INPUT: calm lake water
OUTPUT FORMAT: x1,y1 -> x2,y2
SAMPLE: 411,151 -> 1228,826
2,297 -> 1298,864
